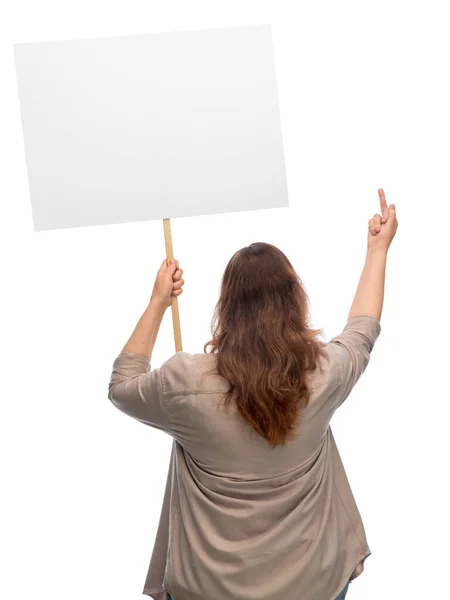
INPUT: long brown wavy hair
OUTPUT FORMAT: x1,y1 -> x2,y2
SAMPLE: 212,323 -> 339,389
203,242 -> 327,448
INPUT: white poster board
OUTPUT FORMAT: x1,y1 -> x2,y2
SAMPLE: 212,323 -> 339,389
14,25 -> 288,231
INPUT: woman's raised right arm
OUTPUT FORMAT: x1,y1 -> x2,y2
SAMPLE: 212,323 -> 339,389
325,190 -> 397,409
348,189 -> 398,321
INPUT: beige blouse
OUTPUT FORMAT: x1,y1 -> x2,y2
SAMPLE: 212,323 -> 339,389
108,315 -> 381,600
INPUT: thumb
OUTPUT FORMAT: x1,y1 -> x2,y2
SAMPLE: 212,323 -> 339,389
166,258 -> 178,274
388,204 -> 396,217
158,258 -> 176,275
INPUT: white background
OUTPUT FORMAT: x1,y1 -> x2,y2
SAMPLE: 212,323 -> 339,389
1,1 -> 449,599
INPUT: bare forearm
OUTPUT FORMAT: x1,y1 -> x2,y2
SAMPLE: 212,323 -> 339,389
121,299 -> 166,361
348,246 -> 388,321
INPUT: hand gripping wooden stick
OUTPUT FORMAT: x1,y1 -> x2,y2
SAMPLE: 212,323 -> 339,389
163,219 -> 183,353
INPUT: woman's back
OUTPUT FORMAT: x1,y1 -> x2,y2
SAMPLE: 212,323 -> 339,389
110,315 -> 381,600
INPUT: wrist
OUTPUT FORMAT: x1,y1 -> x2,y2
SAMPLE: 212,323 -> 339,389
366,244 -> 389,258
148,296 -> 168,315
365,246 -> 388,273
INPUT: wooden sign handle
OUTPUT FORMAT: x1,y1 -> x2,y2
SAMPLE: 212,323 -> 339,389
163,218 -> 183,353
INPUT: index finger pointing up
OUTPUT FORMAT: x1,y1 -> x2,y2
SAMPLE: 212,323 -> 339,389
378,188 -> 389,222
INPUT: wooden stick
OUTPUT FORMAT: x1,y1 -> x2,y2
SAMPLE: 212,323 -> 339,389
163,218 -> 183,353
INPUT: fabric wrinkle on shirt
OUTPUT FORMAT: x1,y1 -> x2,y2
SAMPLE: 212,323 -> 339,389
108,315 -> 381,600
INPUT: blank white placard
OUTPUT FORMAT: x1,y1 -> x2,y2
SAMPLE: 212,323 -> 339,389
14,25 -> 288,231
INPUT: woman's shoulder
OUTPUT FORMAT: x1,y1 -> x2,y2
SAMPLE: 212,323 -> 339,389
309,346 -> 339,384
160,351 -> 225,396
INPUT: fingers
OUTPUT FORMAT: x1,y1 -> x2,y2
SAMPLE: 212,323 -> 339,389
378,188 -> 388,213
368,216 -> 381,236
172,277 -> 184,291
373,213 -> 382,233
172,268 -> 183,282
162,258 -> 184,297
170,259 -> 184,295
378,188 -> 389,223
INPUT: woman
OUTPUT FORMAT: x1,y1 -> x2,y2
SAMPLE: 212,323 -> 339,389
108,188 -> 398,600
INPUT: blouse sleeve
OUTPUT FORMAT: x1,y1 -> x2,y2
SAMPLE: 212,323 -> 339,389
328,315 -> 382,408
108,352 -> 170,433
